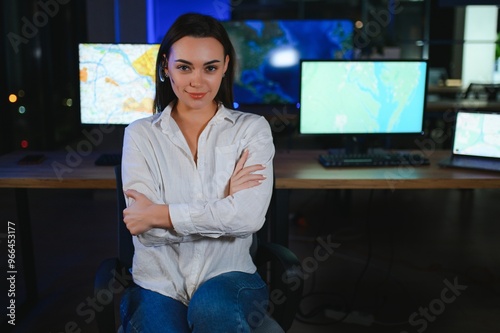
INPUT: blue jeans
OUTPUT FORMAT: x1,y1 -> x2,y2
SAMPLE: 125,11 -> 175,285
120,271 -> 273,333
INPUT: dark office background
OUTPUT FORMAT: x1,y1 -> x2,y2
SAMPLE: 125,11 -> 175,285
3,0 -> 496,155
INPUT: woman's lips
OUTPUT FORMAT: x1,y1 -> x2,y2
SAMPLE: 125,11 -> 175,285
188,92 -> 207,99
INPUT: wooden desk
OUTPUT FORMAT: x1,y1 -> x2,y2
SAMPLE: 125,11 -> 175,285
426,100 -> 500,112
427,86 -> 463,95
0,150 -> 116,189
4,149 -> 498,191
271,149 -> 500,245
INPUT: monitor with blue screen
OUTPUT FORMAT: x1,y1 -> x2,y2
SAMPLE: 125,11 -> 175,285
222,19 -> 354,106
299,60 -> 428,136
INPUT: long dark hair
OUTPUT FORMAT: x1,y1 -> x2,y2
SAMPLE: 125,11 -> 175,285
153,13 -> 236,113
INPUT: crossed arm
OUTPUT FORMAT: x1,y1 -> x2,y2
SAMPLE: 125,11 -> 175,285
122,148 -> 266,236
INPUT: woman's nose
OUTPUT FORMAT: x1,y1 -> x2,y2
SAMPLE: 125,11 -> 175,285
190,71 -> 202,87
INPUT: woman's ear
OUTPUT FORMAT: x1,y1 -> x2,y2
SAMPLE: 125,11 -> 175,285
158,58 -> 168,82
162,54 -> 168,69
159,54 -> 169,81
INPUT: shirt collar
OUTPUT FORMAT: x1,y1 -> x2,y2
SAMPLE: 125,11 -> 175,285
151,103 -> 173,128
213,103 -> 237,124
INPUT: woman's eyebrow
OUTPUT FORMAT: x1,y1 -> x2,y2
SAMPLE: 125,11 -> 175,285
174,59 -> 222,66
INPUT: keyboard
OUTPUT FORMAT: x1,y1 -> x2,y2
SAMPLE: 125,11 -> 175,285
318,152 -> 430,167
95,153 -> 122,166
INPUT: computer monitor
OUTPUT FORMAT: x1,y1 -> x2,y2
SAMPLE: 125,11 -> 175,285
78,43 -> 159,125
299,59 -> 428,151
221,19 -> 354,107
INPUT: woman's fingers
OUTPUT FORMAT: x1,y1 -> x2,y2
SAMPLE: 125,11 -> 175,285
232,163 -> 266,180
232,149 -> 249,176
228,148 -> 267,196
229,165 -> 266,195
233,173 -> 266,187
124,189 -> 141,200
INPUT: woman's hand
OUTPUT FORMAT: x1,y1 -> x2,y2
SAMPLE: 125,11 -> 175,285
228,149 -> 266,197
123,189 -> 172,235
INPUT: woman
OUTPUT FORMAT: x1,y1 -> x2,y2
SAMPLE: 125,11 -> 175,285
119,13 -> 276,333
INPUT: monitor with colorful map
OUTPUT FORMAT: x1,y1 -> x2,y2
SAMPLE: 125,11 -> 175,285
79,43 -> 159,125
221,19 -> 354,106
299,59 -> 428,136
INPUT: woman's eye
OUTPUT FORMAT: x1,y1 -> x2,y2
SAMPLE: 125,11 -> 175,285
177,65 -> 190,71
205,66 -> 217,72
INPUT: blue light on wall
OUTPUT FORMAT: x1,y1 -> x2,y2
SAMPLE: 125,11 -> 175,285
146,0 -> 231,43
114,0 -> 121,42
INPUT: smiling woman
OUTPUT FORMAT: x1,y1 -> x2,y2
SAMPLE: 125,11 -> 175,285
118,12 -> 278,333
163,37 -> 228,109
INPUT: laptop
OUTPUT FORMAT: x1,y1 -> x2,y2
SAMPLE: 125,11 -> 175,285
439,110 -> 500,172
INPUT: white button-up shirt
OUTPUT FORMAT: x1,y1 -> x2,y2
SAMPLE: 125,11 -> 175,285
121,103 -> 275,304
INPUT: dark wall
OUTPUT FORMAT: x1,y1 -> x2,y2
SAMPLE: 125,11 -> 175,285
0,3 -> 9,155
84,0 -> 147,43
2,0 -> 87,152
428,1 -> 456,76
85,0 -> 115,43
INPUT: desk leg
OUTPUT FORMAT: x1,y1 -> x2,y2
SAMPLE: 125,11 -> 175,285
459,189 -> 474,225
272,189 -> 290,247
15,188 -> 38,304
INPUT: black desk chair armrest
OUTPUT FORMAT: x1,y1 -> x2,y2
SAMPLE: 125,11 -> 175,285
255,242 -> 304,331
94,258 -> 131,333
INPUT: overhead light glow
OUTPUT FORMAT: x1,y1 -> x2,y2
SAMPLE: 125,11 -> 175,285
269,47 -> 300,68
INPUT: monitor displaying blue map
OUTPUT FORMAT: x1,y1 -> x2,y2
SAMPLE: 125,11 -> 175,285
299,60 -> 428,135
79,43 -> 159,125
222,19 -> 354,106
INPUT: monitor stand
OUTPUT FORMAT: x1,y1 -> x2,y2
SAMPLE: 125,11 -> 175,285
327,135 -> 392,156
328,135 -> 371,155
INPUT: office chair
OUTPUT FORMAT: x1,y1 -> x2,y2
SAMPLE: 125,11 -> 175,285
94,165 -> 304,332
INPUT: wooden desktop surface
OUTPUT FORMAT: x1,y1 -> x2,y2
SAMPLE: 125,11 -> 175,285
1,149 -> 500,190
426,99 -> 500,112
274,149 -> 500,189
0,150 -> 116,189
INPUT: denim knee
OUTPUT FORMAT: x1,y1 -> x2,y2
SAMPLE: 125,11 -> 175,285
120,284 -> 190,333
188,271 -> 269,333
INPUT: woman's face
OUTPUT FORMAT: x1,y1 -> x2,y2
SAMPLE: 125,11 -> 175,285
166,36 -> 229,112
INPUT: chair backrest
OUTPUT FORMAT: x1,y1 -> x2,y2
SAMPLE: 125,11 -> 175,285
114,165 -> 134,270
